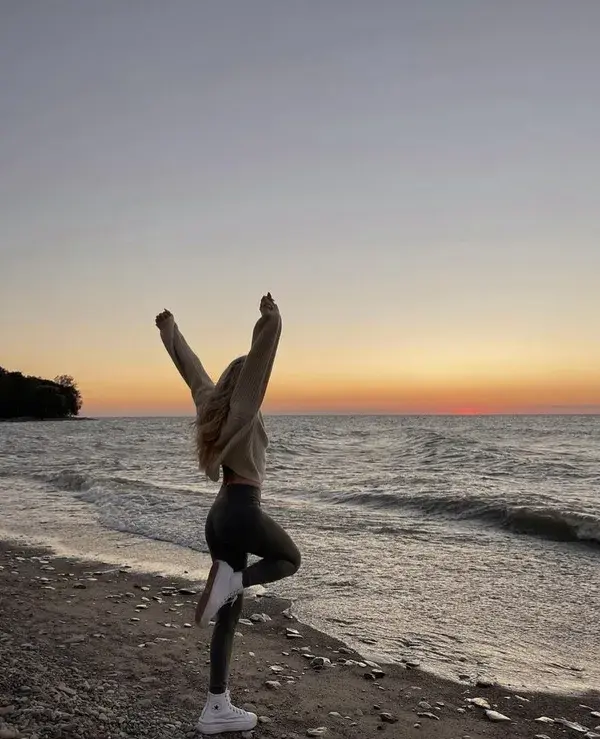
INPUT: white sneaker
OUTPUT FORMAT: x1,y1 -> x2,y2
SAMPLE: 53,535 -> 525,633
196,690 -> 257,734
195,560 -> 243,628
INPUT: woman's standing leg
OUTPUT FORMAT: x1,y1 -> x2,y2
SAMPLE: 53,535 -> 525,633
204,512 -> 248,694
197,503 -> 256,732
208,596 -> 244,693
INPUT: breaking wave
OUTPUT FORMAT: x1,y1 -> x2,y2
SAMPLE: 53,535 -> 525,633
330,490 -> 600,547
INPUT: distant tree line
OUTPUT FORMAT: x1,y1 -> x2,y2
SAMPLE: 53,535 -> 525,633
0,368 -> 82,420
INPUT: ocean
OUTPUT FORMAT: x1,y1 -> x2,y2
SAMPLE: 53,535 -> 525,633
1,415 -> 598,694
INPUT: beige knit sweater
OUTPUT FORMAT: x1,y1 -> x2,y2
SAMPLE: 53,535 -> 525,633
159,309 -> 282,485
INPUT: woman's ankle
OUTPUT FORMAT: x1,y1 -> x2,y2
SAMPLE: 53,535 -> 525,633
208,687 -> 226,696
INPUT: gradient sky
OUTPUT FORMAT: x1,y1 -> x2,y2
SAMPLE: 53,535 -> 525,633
1,1 -> 599,415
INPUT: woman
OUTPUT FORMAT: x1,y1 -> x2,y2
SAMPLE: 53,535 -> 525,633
155,293 -> 301,734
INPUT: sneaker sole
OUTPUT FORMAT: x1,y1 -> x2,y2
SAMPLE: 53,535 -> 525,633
196,716 -> 258,734
195,560 -> 220,628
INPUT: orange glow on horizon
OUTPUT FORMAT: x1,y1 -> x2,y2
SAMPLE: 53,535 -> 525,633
80,371 -> 600,416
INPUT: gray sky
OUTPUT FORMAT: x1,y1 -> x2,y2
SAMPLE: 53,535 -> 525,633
1,1 -> 599,413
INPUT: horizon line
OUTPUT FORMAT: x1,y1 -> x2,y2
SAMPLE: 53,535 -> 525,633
83,411 -> 600,418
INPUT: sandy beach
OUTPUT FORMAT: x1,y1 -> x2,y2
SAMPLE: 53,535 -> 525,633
1,541 -> 598,739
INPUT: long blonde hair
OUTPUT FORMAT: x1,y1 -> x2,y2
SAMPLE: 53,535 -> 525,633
195,356 -> 245,473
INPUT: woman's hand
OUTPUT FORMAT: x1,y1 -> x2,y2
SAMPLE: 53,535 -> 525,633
155,309 -> 174,328
260,292 -> 278,316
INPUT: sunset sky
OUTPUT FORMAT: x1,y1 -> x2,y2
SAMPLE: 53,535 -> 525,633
1,1 -> 599,416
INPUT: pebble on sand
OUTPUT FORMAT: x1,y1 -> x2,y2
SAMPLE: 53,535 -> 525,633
485,710 -> 511,722
306,728 -> 327,737
556,718 -> 590,733
380,712 -> 398,723
250,612 -> 271,623
466,697 -> 491,709
417,711 -> 440,721
310,657 -> 331,669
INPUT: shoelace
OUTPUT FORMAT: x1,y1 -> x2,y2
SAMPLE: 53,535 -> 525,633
225,692 -> 248,716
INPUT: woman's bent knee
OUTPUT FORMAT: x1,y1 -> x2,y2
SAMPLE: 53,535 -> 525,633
288,545 -> 301,575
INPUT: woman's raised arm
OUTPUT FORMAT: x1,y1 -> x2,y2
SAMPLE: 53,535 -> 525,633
155,309 -> 215,408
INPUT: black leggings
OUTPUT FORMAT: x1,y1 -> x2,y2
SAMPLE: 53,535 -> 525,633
204,483 -> 301,694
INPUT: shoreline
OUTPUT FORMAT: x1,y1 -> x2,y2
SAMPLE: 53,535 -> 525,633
1,540 -> 599,739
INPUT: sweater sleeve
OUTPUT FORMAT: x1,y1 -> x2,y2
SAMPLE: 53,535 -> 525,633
159,317 -> 214,408
229,310 -> 282,420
